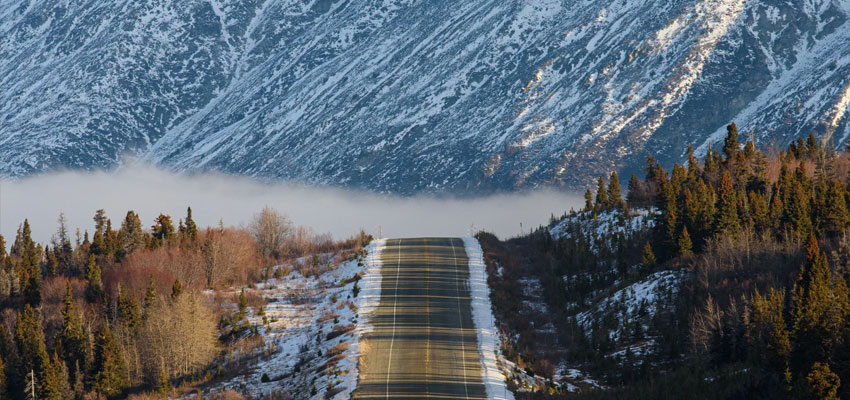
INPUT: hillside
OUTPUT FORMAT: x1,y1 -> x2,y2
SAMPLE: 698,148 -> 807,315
476,128 -> 850,398
2,0 -> 850,192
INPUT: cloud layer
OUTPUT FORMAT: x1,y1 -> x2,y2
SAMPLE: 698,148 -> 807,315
0,167 -> 583,245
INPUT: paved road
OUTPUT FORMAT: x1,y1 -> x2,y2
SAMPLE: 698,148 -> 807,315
354,238 -> 487,399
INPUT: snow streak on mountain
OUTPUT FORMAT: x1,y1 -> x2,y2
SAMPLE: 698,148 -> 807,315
2,0 -> 850,193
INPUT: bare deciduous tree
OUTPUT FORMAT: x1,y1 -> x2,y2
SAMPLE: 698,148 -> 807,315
248,207 -> 292,262
138,293 -> 219,382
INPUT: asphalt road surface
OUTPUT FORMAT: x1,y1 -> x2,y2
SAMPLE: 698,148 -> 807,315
354,237 -> 488,399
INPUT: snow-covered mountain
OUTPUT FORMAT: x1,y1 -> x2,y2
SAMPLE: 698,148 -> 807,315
2,0 -> 850,193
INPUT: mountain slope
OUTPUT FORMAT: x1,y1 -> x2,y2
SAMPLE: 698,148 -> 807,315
2,0 -> 850,193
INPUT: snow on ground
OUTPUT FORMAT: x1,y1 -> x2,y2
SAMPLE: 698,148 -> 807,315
549,208 -> 656,243
576,270 -> 682,342
202,240 -> 383,399
464,237 -> 515,400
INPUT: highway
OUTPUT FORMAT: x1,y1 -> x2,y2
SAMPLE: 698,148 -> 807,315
354,237 -> 488,399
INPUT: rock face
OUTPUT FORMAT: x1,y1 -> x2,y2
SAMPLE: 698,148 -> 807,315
2,0 -> 849,193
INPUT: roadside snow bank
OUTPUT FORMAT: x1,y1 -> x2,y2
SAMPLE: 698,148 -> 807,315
357,239 -> 385,326
352,238 -> 385,391
464,237 -> 515,400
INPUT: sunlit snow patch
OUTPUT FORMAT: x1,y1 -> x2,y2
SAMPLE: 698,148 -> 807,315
464,237 -> 515,400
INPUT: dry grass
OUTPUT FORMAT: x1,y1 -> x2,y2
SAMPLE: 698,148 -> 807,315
325,324 -> 355,341
327,342 -> 350,357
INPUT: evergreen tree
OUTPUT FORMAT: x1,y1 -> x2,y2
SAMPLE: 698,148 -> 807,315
645,155 -> 657,181
238,288 -> 248,314
705,146 -> 719,181
104,219 -> 118,261
686,144 -> 700,181
183,207 -> 198,244
49,352 -> 71,400
626,173 -> 641,206
85,255 -> 104,303
806,362 -> 840,400
116,284 -> 141,329
584,189 -> 594,212
722,123 -> 739,162
93,209 -> 108,235
785,180 -> 814,242
748,191 -> 771,233
171,279 -> 183,299
118,211 -> 145,258
657,181 -> 679,259
57,284 -> 89,385
641,243 -> 656,273
679,227 -> 693,257
90,324 -> 128,398
715,172 -> 740,235
792,237 -> 836,372
595,177 -> 609,210
16,219 -> 41,306
144,277 -> 158,310
36,352 -> 62,400
683,180 -> 716,251
91,229 -> 105,257
15,304 -> 54,399
55,213 -> 73,255
822,180 -> 849,237
607,171 -> 623,209
806,132 -> 821,160
151,214 -> 176,248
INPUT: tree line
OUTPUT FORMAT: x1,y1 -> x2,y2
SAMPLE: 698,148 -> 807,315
480,124 -> 850,398
0,205 -> 349,399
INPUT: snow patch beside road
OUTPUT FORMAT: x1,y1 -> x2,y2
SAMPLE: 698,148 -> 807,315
464,237 -> 515,400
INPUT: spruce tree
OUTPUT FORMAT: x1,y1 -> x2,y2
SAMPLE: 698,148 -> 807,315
715,172 -> 740,235
91,230 -> 105,257
822,180 -> 849,237
645,155 -> 657,181
144,277 -> 158,310
792,237 -> 834,372
15,304 -> 52,399
118,211 -> 145,258
806,362 -> 840,400
607,171 -> 623,209
722,123 -> 739,162
595,177 -> 609,210
37,352 -> 62,400
85,255 -> 104,303
785,180 -> 814,242
183,207 -> 198,244
679,227 -> 693,257
116,284 -> 141,330
584,189 -> 594,212
704,146 -> 719,181
151,214 -> 175,248
686,144 -> 700,181
49,352 -> 71,400
641,243 -> 656,274
91,324 -> 128,398
626,173 -> 641,206
57,284 -> 88,384
806,132 -> 820,160
171,279 -> 183,299
93,209 -> 108,235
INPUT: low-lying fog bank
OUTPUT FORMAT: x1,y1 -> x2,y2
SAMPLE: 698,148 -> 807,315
0,167 -> 583,244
